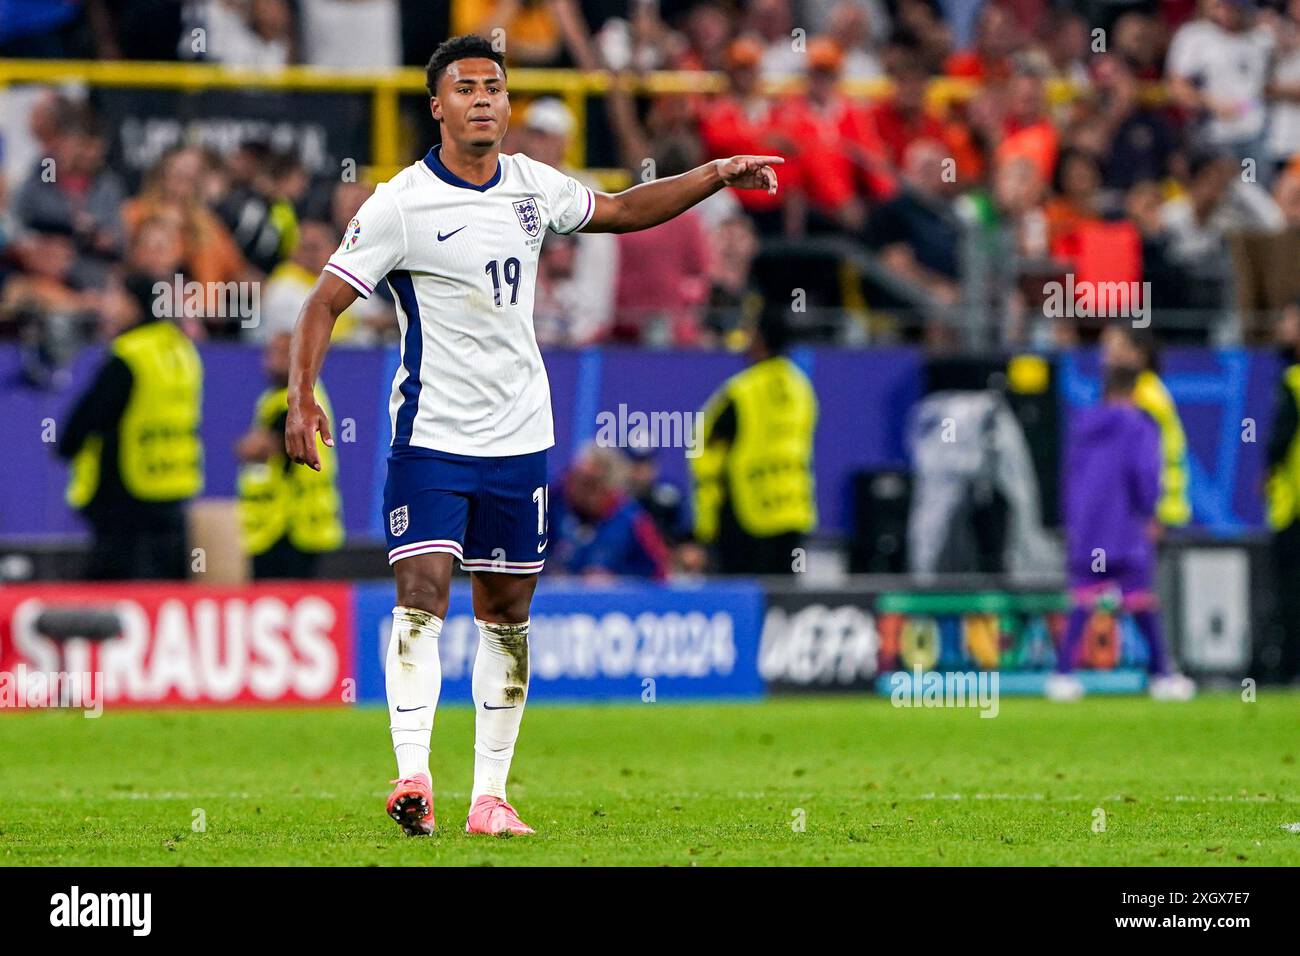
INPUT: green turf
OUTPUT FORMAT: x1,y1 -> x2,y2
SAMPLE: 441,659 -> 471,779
2,693 -> 1298,865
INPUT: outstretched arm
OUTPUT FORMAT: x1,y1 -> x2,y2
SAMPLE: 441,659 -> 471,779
582,155 -> 783,234
285,272 -> 357,471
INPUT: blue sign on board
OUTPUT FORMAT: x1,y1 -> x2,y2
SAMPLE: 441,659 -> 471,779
352,579 -> 766,704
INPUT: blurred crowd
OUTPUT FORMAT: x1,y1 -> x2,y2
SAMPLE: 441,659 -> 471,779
0,95 -> 395,373
7,0 -> 1300,352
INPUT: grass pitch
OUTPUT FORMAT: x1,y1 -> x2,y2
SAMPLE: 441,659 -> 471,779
2,693 -> 1298,866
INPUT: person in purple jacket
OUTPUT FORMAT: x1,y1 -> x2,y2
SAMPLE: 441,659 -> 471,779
1046,364 -> 1195,701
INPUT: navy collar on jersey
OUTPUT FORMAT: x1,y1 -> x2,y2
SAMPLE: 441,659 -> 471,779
423,144 -> 501,191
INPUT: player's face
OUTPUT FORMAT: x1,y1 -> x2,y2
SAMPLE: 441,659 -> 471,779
432,59 -> 510,150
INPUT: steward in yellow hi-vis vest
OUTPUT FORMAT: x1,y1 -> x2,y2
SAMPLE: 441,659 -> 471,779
57,277 -> 203,580
1266,365 -> 1300,532
1101,323 -> 1191,528
237,331 -> 343,578
1265,309 -> 1300,682
1134,369 -> 1191,527
691,312 -> 817,574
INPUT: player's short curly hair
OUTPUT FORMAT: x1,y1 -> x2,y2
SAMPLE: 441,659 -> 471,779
425,35 -> 506,98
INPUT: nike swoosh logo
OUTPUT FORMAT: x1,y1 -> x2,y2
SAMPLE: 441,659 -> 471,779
395,705 -> 427,713
537,539 -> 548,553
437,226 -> 467,241
482,703 -> 516,710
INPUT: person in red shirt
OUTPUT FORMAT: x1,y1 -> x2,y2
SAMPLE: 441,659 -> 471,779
780,38 -> 896,235
870,53 -> 985,184
944,2 -> 1021,81
697,35 -> 801,234
871,55 -> 951,167
1044,147 -> 1105,257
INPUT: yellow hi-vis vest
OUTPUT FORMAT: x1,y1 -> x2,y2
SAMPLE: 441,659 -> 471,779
66,320 -> 203,508
1134,369 -> 1191,527
1266,366 -> 1300,531
237,385 -> 344,555
691,355 -> 818,542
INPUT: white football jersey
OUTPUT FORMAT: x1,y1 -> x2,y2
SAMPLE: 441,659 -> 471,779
324,145 -> 596,456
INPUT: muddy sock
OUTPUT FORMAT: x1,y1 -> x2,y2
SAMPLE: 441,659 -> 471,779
471,618 -> 530,804
386,606 -> 442,780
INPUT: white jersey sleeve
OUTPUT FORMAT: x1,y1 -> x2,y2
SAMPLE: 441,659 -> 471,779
324,186 -> 407,298
534,162 -> 596,235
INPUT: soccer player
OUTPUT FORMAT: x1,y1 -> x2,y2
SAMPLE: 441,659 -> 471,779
283,34 -> 783,837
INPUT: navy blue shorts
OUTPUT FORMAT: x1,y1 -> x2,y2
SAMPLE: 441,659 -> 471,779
383,446 -> 549,574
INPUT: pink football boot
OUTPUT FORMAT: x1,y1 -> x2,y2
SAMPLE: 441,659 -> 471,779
386,773 -> 435,836
465,795 -> 535,836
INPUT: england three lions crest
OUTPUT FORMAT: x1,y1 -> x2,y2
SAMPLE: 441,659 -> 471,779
513,197 -> 542,237
389,505 -> 409,537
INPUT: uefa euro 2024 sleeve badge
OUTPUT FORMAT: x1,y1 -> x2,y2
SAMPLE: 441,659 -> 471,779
513,197 -> 541,237
343,217 -> 361,251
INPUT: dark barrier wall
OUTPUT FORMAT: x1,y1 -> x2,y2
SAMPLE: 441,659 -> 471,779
1,344 -> 1281,540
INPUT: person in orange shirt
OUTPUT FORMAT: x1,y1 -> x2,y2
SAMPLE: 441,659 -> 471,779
995,69 -> 1059,186
121,146 -> 251,305
780,38 -> 895,235
697,36 -> 801,234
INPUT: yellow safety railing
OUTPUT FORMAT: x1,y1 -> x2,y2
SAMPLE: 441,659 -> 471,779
0,59 -> 1162,182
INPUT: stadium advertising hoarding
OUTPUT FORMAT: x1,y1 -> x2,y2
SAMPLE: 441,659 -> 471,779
351,580 -> 765,704
759,587 -> 880,691
92,87 -> 372,188
0,584 -> 354,709
760,584 -> 1160,694
871,590 -> 1149,695
0,558 -> 1256,715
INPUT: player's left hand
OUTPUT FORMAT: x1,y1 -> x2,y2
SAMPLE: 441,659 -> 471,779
716,155 -> 784,195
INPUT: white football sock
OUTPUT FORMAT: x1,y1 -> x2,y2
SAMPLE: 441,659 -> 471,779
386,606 -> 443,780
471,618 -> 530,803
